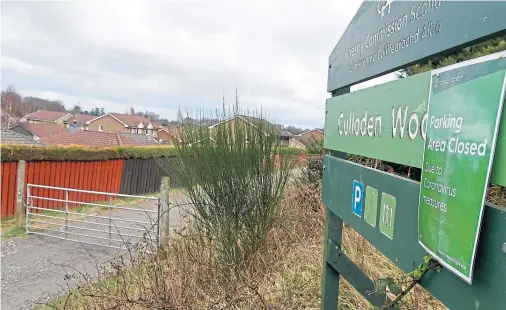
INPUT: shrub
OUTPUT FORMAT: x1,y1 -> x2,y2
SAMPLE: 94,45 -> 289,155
168,110 -> 297,279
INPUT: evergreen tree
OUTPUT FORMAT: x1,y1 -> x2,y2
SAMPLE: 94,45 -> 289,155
404,35 -> 506,76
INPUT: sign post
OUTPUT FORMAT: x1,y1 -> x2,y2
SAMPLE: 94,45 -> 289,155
418,56 -> 506,284
322,1 -> 506,308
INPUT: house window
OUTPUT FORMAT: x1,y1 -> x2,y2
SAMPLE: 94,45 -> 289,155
98,125 -> 104,132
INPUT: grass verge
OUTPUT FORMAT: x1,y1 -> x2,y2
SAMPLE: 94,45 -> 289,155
43,183 -> 447,309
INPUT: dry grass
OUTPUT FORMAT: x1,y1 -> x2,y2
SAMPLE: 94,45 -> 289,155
45,182 -> 451,310
486,184 -> 506,207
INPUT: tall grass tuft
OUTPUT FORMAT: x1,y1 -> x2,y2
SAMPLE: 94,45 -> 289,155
170,109 -> 297,280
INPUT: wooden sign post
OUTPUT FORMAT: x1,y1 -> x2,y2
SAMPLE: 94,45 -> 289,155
321,1 -> 506,309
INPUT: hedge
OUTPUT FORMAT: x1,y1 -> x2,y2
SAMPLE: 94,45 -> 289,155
0,145 -> 178,162
0,145 -> 307,162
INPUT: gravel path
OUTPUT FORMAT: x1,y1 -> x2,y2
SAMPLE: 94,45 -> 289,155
1,194 -> 187,310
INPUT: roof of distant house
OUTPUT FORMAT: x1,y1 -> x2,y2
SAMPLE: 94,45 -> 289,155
40,130 -> 144,147
0,129 -> 43,145
10,123 -> 69,138
86,113 -> 153,127
22,110 -> 71,121
66,114 -> 96,125
280,131 -> 292,137
298,128 -> 324,136
292,135 -> 311,148
158,125 -> 181,141
208,115 -> 280,134
121,133 -> 159,145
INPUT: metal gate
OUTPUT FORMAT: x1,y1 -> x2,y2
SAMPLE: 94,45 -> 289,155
26,184 -> 160,253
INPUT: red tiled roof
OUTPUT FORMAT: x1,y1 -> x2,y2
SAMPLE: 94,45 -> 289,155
23,110 -> 70,121
13,123 -> 69,138
66,114 -> 96,125
40,130 -> 144,147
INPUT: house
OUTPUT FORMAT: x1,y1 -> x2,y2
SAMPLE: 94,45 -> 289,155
289,135 -> 311,149
157,125 -> 181,144
9,123 -> 69,141
0,129 -> 44,145
85,113 -> 156,135
280,131 -> 292,147
65,114 -> 96,130
20,110 -> 72,124
283,129 -> 324,150
208,115 -> 280,137
40,130 -> 145,147
298,129 -> 323,140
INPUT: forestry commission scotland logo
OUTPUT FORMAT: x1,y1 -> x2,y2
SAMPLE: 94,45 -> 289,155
377,0 -> 395,17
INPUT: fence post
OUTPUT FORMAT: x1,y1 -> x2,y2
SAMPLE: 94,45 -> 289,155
158,177 -> 171,245
16,160 -> 26,228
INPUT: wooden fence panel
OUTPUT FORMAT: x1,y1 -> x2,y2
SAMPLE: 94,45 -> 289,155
31,162 -> 40,211
71,162 -> 80,206
1,157 -> 186,218
141,159 -> 149,193
135,159 -> 143,194
117,160 -> 125,193
111,160 -> 118,194
118,157 -> 181,196
8,162 -> 18,218
1,159 -> 125,218
84,161 -> 92,202
1,163 -> 10,218
1,162 -> 18,218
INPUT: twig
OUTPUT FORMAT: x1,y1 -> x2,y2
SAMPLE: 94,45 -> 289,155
380,260 -> 440,310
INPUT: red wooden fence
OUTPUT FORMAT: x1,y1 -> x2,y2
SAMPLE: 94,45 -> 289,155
1,162 -> 19,219
1,159 -> 124,219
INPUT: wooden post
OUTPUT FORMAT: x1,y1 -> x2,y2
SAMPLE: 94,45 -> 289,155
321,209 -> 343,310
16,160 -> 26,227
158,176 -> 171,245
320,146 -> 348,309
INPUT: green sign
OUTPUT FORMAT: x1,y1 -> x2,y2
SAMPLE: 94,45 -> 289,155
327,1 -> 506,91
323,155 -> 506,309
324,53 -> 506,187
418,57 -> 506,284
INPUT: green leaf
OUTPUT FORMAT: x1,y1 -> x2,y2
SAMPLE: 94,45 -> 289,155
423,255 -> 432,264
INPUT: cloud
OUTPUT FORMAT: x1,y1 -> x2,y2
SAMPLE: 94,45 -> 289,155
1,0 -> 363,128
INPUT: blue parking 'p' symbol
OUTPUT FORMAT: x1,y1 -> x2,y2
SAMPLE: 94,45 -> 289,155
352,181 -> 364,217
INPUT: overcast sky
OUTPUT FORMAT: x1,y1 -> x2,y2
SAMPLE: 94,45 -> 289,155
1,0 -> 368,128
